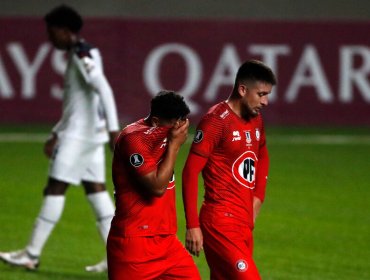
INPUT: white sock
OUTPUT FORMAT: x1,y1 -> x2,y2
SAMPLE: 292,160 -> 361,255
87,191 -> 115,242
26,195 -> 65,257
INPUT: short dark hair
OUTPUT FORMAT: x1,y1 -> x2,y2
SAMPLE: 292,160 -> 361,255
44,5 -> 83,33
235,60 -> 277,86
150,91 -> 190,120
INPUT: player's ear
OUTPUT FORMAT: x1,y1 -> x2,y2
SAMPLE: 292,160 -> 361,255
238,84 -> 248,97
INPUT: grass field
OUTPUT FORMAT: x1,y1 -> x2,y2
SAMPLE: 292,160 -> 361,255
0,125 -> 369,280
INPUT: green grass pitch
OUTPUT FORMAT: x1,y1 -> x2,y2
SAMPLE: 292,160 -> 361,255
0,125 -> 369,279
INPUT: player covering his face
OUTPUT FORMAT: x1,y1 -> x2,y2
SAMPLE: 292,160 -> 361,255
107,90 -> 200,280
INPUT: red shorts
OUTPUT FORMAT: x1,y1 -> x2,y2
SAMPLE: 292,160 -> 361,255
107,234 -> 200,280
201,221 -> 261,280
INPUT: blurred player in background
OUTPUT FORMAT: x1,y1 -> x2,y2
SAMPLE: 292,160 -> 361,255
182,60 -> 276,279
0,5 -> 119,273
107,91 -> 200,280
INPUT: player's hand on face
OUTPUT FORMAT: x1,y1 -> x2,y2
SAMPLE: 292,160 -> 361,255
169,118 -> 189,147
185,227 -> 203,257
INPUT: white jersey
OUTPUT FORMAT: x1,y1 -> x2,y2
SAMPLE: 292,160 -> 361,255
52,40 -> 119,143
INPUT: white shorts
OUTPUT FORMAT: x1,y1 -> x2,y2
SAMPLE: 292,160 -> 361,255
49,137 -> 106,185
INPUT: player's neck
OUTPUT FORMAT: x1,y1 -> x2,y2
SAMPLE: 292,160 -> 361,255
144,116 -> 153,126
226,99 -> 252,121
226,99 -> 242,117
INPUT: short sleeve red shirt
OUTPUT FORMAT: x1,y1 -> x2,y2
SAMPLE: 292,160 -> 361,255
111,119 -> 177,237
190,102 -> 269,228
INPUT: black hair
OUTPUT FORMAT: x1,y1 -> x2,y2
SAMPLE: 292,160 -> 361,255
150,90 -> 190,120
235,60 -> 277,87
44,5 -> 83,33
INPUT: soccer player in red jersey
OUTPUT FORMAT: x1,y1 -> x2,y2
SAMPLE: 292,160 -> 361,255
107,91 -> 201,280
182,60 -> 277,279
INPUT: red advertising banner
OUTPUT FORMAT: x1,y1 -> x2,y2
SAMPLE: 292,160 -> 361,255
0,18 -> 369,126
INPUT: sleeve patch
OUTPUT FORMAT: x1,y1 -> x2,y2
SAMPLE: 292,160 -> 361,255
193,130 -> 203,143
130,153 -> 144,167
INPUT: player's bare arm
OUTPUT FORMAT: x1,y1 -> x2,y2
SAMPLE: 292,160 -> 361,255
44,132 -> 57,158
108,131 -> 120,152
182,152 -> 208,256
253,196 -> 263,223
186,227 -> 203,257
137,119 -> 189,197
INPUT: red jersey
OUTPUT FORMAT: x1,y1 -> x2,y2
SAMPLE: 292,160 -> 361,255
110,119 -> 177,237
186,101 -> 269,229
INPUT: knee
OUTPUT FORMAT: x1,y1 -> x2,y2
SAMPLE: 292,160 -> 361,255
83,182 -> 106,194
43,178 -> 68,195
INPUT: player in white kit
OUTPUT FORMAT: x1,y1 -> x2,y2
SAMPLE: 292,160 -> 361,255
0,5 -> 119,273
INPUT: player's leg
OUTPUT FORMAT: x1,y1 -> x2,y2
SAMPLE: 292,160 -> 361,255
83,181 -> 115,272
0,136 -> 76,270
82,143 -> 115,272
83,181 -> 114,241
201,222 -> 261,280
24,136 -> 86,259
0,178 -> 68,270
161,236 -> 201,280
26,179 -> 68,257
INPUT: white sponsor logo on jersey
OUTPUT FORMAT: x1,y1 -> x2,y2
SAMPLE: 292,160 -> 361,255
232,131 -> 241,141
232,151 -> 258,189
220,109 -> 229,119
160,138 -> 168,148
144,126 -> 157,135
167,173 -> 175,189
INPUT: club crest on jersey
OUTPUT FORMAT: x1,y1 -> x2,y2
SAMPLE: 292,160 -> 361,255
244,131 -> 252,144
255,128 -> 260,141
232,151 -> 257,189
130,153 -> 144,167
194,130 -> 203,143
235,259 -> 248,272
